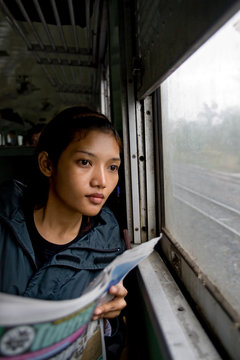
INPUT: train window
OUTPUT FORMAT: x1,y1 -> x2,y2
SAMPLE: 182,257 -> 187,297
160,9 -> 240,318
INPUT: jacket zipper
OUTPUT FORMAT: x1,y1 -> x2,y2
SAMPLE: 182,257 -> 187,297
68,245 -> 121,253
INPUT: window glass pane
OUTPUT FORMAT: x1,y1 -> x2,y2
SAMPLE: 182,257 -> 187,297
161,11 -> 240,315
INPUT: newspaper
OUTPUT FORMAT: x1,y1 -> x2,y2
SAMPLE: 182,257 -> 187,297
0,236 -> 161,359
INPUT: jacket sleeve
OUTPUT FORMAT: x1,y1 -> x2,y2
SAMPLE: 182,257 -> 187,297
0,220 -> 35,295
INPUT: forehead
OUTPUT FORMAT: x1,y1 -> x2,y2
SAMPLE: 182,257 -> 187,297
72,129 -> 120,149
67,129 -> 121,154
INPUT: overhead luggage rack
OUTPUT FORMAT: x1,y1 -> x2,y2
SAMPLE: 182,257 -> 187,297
0,0 -> 107,101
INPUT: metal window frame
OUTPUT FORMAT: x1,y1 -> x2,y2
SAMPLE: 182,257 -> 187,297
159,230 -> 240,360
135,0 -> 240,99
137,2 -> 240,356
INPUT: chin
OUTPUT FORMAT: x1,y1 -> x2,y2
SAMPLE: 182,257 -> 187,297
83,207 -> 103,217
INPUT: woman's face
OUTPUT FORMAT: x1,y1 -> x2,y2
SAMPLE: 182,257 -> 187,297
48,130 -> 121,217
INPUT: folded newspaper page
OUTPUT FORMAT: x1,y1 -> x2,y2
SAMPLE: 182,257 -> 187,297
0,236 -> 161,359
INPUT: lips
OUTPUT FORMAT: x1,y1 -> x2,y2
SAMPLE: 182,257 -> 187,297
86,193 -> 105,205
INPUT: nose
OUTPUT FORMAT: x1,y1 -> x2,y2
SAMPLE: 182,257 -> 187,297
90,166 -> 106,188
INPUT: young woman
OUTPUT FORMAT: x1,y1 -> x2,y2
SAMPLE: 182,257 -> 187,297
0,106 -> 128,358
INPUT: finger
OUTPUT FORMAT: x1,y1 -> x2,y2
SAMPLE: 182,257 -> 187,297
93,297 -> 127,319
92,309 -> 121,320
93,284 -> 127,315
93,300 -> 126,320
100,295 -> 127,313
109,283 -> 128,297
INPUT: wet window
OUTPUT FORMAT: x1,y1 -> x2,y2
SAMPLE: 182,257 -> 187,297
161,11 -> 240,315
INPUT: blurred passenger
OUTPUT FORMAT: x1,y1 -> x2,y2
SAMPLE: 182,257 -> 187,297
7,130 -> 18,146
24,123 -> 45,146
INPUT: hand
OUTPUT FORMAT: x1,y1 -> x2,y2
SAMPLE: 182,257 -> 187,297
92,281 -> 128,320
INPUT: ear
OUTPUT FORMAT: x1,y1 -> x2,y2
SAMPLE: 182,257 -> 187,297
38,151 -> 53,177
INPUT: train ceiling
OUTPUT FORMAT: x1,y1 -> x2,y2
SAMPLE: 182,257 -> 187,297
0,0 -> 108,129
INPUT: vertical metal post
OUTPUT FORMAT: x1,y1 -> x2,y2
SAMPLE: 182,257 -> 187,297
153,88 -> 165,233
128,102 -> 141,244
136,101 -> 147,242
143,96 -> 156,239
121,101 -> 134,242
120,0 -> 141,244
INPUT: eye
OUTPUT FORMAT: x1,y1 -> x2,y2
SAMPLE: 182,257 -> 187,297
78,159 -> 91,167
109,164 -> 119,172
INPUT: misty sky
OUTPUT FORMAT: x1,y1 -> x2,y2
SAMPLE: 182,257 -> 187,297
161,10 -> 240,123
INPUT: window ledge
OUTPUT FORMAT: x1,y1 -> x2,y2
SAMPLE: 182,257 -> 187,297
137,251 -> 221,360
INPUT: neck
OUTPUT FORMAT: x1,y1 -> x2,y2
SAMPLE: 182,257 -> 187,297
34,203 -> 83,245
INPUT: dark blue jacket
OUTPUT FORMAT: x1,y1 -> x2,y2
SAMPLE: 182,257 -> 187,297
0,180 -> 125,299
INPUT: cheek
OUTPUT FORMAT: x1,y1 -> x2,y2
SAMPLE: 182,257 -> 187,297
52,166 -> 78,192
108,174 -> 119,192
67,172 -> 87,193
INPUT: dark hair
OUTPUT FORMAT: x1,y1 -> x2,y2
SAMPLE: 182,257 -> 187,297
27,106 -> 122,208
